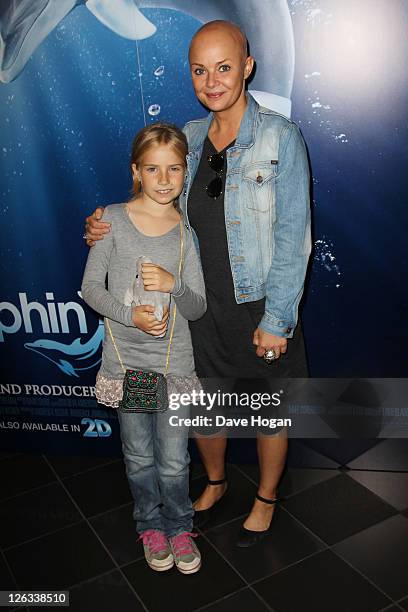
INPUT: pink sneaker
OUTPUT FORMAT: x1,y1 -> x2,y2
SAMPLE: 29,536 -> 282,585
169,532 -> 201,574
138,529 -> 173,572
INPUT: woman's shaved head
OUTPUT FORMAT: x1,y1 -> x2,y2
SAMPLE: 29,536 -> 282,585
189,20 -> 248,63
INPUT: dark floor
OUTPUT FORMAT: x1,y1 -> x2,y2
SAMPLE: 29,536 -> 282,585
0,439 -> 407,612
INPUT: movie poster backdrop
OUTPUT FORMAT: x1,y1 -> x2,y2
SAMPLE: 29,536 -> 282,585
1,0 -> 407,452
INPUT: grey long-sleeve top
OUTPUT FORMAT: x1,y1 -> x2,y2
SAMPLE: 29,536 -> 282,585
81,204 -> 206,378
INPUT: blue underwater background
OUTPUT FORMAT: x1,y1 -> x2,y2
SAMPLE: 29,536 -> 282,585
0,0 -> 407,395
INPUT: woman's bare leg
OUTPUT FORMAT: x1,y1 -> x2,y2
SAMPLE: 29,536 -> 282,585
243,431 -> 288,530
193,434 -> 228,510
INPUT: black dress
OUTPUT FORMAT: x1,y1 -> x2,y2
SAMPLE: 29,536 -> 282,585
188,137 -> 308,379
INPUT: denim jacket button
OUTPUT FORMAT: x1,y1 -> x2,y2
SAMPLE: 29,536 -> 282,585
256,174 -> 263,184
286,327 -> 292,334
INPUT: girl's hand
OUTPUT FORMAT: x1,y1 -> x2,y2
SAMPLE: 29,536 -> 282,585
132,305 -> 169,336
141,263 -> 175,293
253,328 -> 288,359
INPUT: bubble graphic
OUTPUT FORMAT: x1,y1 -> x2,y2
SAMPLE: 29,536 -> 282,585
334,133 -> 348,143
148,104 -> 161,117
305,71 -> 321,79
289,1 -> 333,25
154,65 -> 165,77
314,238 -> 342,288
307,8 -> 322,22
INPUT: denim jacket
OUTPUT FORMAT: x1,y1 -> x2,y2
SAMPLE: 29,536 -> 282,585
180,93 -> 311,338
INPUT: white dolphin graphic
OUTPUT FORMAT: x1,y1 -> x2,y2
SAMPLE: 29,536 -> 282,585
0,0 -> 294,115
24,320 -> 104,377
0,0 -> 155,83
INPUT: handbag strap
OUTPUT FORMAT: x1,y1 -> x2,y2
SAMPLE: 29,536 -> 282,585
106,219 -> 184,377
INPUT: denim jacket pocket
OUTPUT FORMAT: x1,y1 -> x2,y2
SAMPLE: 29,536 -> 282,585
242,161 -> 278,212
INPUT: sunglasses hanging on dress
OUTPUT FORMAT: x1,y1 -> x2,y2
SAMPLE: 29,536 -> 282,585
206,153 -> 224,199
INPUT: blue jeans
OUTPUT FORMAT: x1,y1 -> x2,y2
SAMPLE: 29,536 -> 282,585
117,407 -> 193,537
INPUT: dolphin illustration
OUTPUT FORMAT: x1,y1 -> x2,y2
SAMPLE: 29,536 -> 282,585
24,319 -> 104,377
0,0 -> 155,83
0,0 -> 294,115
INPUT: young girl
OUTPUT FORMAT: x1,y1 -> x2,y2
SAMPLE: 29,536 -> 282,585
81,123 -> 206,574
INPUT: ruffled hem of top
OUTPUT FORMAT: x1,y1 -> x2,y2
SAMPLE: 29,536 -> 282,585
95,373 -> 123,408
95,371 -> 203,409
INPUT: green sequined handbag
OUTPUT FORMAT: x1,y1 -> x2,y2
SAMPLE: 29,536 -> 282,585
105,220 -> 183,414
120,368 -> 168,413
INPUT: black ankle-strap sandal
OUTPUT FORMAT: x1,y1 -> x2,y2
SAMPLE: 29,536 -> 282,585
256,493 -> 280,505
236,493 -> 280,548
207,477 -> 227,486
193,477 -> 228,529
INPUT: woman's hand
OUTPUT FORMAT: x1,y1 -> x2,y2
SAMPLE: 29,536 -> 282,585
141,263 -> 175,293
253,328 -> 288,360
132,305 -> 169,336
85,207 -> 110,246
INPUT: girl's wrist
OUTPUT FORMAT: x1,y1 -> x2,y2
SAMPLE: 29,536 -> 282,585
171,276 -> 185,297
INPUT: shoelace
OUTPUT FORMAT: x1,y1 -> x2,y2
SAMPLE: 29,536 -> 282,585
138,530 -> 168,554
170,532 -> 198,556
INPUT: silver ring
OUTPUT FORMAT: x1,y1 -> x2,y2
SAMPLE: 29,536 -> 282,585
82,233 -> 87,240
263,349 -> 276,363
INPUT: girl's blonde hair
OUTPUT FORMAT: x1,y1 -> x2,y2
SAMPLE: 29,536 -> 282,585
130,123 -> 188,202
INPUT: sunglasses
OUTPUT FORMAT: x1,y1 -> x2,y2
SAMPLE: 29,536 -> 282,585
206,153 -> 224,199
